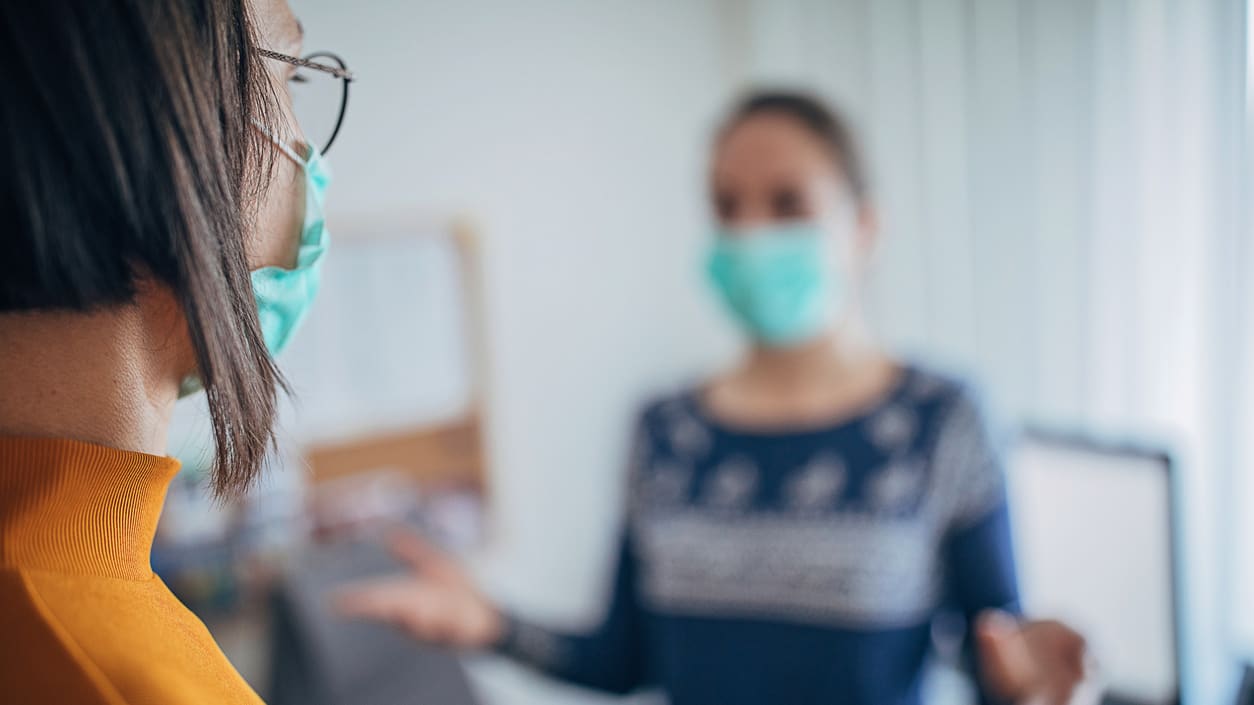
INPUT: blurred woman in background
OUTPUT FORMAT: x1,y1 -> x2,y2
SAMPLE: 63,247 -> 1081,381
0,1 -> 346,702
339,92 -> 1089,705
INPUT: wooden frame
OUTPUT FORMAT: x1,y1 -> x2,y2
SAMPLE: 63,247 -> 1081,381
302,215 -> 492,493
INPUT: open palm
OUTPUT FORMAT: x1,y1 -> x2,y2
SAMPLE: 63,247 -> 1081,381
334,530 -> 504,650
977,609 -> 1100,705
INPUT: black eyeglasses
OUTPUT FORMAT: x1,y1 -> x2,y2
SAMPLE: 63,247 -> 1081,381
258,49 -> 355,155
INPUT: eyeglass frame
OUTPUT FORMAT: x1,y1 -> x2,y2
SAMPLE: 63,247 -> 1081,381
257,49 -> 355,155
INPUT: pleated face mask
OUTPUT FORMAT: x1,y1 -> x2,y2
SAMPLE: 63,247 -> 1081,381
179,126 -> 331,398
248,127 -> 331,357
705,221 -> 843,347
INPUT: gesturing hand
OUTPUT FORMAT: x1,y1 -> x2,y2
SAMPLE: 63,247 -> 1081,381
976,610 -> 1099,705
333,530 -> 504,650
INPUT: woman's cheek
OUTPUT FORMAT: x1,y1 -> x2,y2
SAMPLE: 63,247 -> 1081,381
249,156 -> 305,270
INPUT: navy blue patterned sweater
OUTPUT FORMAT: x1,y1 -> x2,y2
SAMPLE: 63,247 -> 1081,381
495,366 -> 1019,705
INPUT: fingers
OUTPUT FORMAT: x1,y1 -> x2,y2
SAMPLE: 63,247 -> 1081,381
386,528 -> 459,581
1028,620 -> 1087,683
977,609 -> 1035,699
333,577 -> 453,642
1016,620 -> 1088,696
333,577 -> 419,622
979,615 -> 1096,705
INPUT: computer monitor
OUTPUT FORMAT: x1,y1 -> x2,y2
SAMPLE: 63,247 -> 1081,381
1008,429 -> 1182,705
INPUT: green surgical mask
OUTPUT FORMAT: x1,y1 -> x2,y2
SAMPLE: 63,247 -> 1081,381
705,221 -> 842,346
250,132 -> 331,356
179,128 -> 331,398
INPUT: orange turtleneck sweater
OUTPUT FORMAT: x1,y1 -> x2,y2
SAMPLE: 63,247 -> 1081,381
0,437 -> 265,705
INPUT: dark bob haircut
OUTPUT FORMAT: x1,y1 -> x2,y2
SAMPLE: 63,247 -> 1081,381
719,90 -> 871,205
0,0 -> 285,497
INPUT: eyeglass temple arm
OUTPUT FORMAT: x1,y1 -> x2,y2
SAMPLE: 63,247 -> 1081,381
256,49 -> 354,82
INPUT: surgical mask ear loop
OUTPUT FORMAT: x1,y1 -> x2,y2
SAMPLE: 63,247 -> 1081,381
251,119 -> 306,165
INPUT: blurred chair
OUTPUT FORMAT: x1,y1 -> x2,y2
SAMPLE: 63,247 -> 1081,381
268,537 -> 481,705
1236,664 -> 1254,705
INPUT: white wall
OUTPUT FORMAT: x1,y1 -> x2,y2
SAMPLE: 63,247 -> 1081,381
291,2 -> 737,703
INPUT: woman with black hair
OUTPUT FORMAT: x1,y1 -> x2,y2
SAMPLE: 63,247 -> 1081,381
339,92 -> 1092,705
0,0 -> 349,702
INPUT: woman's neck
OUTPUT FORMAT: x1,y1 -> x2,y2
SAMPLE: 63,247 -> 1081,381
706,316 -> 898,428
742,316 -> 886,390
0,306 -> 180,456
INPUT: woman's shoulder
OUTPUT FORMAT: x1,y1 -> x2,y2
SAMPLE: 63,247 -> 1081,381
625,389 -> 701,452
904,362 -> 1010,472
631,363 -> 992,422
893,362 -> 1006,445
900,361 -> 986,408
631,380 -> 702,422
